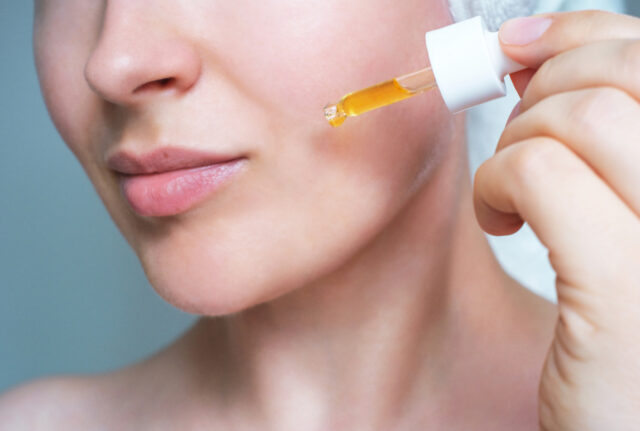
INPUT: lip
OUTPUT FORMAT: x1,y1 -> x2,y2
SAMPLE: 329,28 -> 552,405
106,147 -> 242,175
106,148 -> 247,217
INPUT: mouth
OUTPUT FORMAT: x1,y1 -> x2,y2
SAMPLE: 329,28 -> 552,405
106,147 -> 248,217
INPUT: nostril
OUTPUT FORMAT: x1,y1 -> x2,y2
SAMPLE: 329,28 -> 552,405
133,77 -> 176,94
158,77 -> 174,87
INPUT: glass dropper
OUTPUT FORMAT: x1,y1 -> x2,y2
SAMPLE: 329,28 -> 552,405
323,16 -> 532,127
323,67 -> 437,127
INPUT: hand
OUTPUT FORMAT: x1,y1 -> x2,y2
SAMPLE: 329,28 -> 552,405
473,10 -> 640,430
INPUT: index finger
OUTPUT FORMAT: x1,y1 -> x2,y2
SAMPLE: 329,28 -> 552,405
499,10 -> 640,69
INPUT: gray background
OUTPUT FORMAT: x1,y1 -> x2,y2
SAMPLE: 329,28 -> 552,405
1,2 -> 638,393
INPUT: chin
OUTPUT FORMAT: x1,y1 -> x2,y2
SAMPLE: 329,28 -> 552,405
138,254 -> 262,316
143,270 -> 268,317
134,235 -> 309,316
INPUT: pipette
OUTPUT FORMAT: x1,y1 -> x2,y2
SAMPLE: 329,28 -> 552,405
324,68 -> 436,127
324,16 -> 527,127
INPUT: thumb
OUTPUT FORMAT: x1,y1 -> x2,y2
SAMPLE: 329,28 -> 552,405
499,11 -> 640,69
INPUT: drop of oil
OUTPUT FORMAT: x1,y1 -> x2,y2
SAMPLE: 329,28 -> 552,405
324,103 -> 347,127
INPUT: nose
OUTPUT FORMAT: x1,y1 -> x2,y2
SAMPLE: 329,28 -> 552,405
84,3 -> 201,106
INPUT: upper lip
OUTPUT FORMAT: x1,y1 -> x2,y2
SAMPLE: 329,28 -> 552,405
106,147 -> 244,175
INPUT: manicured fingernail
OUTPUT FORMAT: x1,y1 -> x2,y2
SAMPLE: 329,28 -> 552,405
500,17 -> 553,45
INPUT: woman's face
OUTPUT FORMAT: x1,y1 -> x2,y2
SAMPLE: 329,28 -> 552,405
34,0 -> 455,315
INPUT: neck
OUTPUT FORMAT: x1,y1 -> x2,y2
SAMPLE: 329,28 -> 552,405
186,126 -> 529,429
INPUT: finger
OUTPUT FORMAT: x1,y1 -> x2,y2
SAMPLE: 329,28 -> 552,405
510,68 -> 537,98
499,10 -> 640,69
474,136 -> 640,293
505,101 -> 522,127
497,87 -> 640,216
519,40 -> 640,112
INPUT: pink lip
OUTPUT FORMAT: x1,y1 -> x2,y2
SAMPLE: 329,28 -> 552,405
106,147 -> 241,175
120,158 -> 247,217
106,147 -> 247,217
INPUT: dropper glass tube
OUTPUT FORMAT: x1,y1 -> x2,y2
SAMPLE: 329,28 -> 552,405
323,67 -> 437,127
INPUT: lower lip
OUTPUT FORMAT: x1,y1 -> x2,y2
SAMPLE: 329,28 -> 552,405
120,158 -> 247,217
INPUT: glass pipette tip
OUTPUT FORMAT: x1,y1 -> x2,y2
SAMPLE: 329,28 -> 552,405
324,67 -> 437,127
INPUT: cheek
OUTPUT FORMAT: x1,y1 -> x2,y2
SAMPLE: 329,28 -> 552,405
38,66 -> 98,165
219,0 -> 452,123
213,0 -> 455,198
34,5 -> 102,164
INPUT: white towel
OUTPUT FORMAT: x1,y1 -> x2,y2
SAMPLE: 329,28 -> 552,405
458,0 -> 626,301
448,0 -> 624,30
448,0 -> 548,30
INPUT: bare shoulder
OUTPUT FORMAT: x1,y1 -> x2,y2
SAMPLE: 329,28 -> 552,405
0,323 -> 225,430
0,375 -> 106,430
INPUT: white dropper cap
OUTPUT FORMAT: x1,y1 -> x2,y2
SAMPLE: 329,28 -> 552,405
425,16 -> 527,113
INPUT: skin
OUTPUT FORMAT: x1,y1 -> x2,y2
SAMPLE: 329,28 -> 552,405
483,12 -> 640,429
0,2 -> 637,430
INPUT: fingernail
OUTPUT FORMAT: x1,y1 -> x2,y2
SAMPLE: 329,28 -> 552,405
500,17 -> 553,45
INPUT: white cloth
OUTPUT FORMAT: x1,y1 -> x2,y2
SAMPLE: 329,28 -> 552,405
447,0 -> 624,30
448,0 -> 546,30
459,0 -> 626,301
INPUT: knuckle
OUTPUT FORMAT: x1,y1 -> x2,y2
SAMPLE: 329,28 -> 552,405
577,9 -> 611,21
554,10 -> 600,46
620,39 -> 640,76
567,88 -> 632,135
506,138 -> 559,188
570,9 -> 617,31
554,10 -> 627,52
